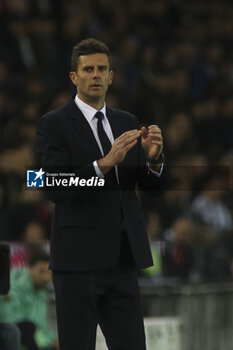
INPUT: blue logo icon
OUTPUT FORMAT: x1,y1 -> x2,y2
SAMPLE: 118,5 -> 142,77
27,168 -> 45,187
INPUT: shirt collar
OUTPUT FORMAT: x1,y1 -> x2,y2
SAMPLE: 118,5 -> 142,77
74,94 -> 106,123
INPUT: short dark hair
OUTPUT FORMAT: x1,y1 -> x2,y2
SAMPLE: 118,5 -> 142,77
71,38 -> 112,71
29,249 -> 50,267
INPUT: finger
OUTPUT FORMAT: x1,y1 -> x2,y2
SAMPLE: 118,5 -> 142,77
117,131 -> 140,149
118,129 -> 141,139
141,126 -> 148,134
148,129 -> 162,134
147,133 -> 163,140
117,135 -> 140,150
116,133 -> 139,145
141,126 -> 148,139
148,128 -> 161,133
151,140 -> 163,146
151,140 -> 163,145
148,132 -> 163,139
148,125 -> 161,131
116,131 -> 141,145
124,138 -> 138,152
148,131 -> 162,138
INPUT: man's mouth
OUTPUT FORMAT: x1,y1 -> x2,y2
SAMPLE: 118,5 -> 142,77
90,84 -> 102,88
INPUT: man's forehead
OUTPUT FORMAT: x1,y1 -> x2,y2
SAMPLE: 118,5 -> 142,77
78,53 -> 109,66
33,261 -> 49,268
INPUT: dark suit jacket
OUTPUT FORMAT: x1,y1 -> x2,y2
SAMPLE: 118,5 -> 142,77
36,98 -> 165,271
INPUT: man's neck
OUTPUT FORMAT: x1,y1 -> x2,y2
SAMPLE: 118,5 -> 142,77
77,94 -> 105,110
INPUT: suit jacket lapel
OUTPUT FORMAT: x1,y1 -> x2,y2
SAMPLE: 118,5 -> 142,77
106,108 -> 128,182
106,108 -> 123,139
65,98 -> 103,160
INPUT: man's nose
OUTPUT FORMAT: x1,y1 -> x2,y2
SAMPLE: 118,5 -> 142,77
93,68 -> 100,79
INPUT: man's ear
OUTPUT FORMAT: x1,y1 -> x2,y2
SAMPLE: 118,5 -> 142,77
69,71 -> 78,86
109,70 -> 114,86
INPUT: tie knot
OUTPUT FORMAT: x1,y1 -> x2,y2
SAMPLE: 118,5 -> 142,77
95,111 -> 104,121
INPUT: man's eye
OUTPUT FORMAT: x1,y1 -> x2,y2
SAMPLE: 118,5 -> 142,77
99,66 -> 106,71
84,67 -> 93,72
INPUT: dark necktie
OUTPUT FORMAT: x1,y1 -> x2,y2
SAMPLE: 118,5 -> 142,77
95,111 -> 112,156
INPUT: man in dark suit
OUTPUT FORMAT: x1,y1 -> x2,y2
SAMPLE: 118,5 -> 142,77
36,38 -> 165,350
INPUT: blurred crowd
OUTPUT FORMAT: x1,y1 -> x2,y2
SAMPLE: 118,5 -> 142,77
0,0 -> 233,285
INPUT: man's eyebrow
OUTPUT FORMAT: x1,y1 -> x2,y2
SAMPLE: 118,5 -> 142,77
83,64 -> 107,68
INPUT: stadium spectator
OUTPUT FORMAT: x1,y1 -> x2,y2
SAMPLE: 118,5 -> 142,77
0,250 -> 58,350
162,217 -> 196,280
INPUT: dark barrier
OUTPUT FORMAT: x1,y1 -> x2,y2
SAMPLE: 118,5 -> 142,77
0,243 -> 10,294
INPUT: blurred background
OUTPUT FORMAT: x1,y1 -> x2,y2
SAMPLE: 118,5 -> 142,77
0,0 -> 233,349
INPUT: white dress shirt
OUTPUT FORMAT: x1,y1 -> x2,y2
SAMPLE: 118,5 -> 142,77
74,95 -> 163,179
